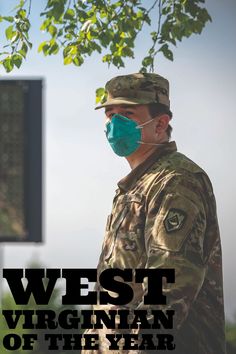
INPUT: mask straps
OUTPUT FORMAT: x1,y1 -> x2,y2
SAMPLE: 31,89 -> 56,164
136,118 -> 155,129
136,117 -> 164,145
137,141 -> 165,146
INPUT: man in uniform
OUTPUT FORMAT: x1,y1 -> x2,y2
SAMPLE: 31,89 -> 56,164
83,73 -> 225,353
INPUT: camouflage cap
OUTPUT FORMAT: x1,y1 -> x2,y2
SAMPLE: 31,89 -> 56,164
95,72 -> 170,110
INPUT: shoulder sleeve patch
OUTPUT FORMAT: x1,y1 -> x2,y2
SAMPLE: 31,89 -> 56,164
149,193 -> 204,252
164,208 -> 186,233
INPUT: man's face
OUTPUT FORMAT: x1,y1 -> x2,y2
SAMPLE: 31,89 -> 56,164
104,104 -> 158,146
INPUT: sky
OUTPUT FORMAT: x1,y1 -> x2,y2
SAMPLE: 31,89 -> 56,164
0,0 -> 236,320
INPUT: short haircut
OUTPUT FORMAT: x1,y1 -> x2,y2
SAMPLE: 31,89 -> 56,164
147,103 -> 173,139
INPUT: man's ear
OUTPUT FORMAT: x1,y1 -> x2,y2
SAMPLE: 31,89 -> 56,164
155,114 -> 170,134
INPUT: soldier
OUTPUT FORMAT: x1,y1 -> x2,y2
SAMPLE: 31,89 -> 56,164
82,73 -> 226,353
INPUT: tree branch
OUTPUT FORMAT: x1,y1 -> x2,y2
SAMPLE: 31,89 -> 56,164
27,0 -> 32,16
147,0 -> 159,15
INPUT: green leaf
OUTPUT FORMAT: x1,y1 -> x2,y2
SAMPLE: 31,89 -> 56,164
11,31 -> 19,43
42,44 -> 50,55
172,25 -> 183,41
3,57 -> 14,72
65,33 -> 73,40
95,87 -> 107,104
12,54 -> 22,68
90,42 -> 102,53
112,56 -> 125,68
64,8 -> 75,20
141,55 -> 153,68
17,9 -> 26,19
64,23 -> 77,33
48,42 -> 59,55
102,54 -> 112,64
124,47 -> 134,57
64,56 -> 72,65
13,0 -> 26,11
40,19 -> 51,31
143,14 -> 151,26
50,2 -> 65,21
2,16 -> 14,23
96,87 -> 105,97
63,45 -> 77,56
72,56 -> 84,66
139,66 -> 148,73
18,42 -> 28,57
5,25 -> 14,40
76,9 -> 88,20
38,41 -> 47,53
158,44 -> 173,61
48,25 -> 57,37
38,42 -> 50,55
21,19 -> 31,32
22,34 -> 33,48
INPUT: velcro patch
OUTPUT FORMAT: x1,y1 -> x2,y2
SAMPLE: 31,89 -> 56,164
150,193 -> 202,252
164,208 -> 186,233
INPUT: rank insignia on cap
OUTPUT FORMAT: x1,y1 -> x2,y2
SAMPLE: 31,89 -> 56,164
164,208 -> 186,233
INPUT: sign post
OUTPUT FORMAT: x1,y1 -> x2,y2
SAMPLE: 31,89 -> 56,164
0,79 -> 43,243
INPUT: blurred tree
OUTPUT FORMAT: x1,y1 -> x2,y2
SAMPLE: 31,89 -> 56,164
0,0 -> 211,102
226,316 -> 236,354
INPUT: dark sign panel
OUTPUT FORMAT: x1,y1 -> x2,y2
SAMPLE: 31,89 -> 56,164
0,80 -> 43,242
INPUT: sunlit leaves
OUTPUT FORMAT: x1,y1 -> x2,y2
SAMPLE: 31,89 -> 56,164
0,4 -> 32,72
139,0 -> 212,72
0,0 -> 212,80
95,87 -> 107,105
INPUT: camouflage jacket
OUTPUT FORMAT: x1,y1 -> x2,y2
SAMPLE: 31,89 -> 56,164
82,141 -> 225,354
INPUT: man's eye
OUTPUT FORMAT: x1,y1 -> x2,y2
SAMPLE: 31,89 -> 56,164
125,111 -> 134,115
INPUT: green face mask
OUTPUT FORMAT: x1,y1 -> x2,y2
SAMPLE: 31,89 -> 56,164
105,113 -> 155,157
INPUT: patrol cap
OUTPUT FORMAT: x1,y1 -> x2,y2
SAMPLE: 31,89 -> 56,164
95,72 -> 170,109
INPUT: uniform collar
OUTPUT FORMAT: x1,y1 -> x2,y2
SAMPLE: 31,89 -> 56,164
117,141 -> 177,192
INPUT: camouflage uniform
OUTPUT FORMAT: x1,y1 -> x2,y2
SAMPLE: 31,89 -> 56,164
83,74 -> 226,353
